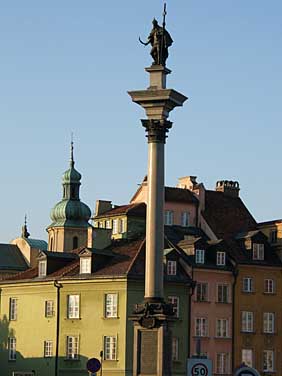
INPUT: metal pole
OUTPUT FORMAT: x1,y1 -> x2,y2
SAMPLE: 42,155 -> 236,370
54,281 -> 63,376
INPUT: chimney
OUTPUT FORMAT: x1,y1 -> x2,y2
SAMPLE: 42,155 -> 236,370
95,200 -> 112,216
215,180 -> 240,198
177,176 -> 197,190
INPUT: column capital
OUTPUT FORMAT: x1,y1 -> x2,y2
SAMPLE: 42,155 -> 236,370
141,119 -> 173,144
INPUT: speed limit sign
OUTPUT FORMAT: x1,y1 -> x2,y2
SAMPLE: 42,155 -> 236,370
187,358 -> 212,376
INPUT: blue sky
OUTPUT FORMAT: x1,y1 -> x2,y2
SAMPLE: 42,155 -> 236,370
1,1 -> 282,242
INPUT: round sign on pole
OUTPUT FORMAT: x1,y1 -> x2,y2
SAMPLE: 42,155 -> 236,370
87,358 -> 101,374
191,363 -> 209,376
234,366 -> 260,376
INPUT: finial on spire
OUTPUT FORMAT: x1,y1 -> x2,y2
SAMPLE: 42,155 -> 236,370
70,132 -> 74,168
21,214 -> 30,238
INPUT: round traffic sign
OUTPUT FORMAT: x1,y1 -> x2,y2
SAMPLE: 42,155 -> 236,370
191,363 -> 209,376
234,366 -> 260,376
87,358 -> 101,373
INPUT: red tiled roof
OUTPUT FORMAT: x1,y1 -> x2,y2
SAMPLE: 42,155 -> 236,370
95,203 -> 146,219
165,187 -> 198,204
202,190 -> 257,239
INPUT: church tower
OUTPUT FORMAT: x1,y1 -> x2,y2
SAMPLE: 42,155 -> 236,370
47,142 -> 91,252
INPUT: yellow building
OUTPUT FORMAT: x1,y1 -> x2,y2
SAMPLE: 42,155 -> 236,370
0,238 -> 192,376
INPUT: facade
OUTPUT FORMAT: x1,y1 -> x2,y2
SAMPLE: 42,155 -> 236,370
258,219 -> 282,259
0,238 -> 192,376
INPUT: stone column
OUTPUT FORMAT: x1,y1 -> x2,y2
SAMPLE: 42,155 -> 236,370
128,64 -> 187,376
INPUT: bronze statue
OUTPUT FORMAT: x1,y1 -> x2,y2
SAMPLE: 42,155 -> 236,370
139,4 -> 173,66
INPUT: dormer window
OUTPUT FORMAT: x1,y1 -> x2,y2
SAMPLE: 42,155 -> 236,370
253,243 -> 264,260
38,260 -> 47,277
195,249 -> 205,264
216,252 -> 226,266
80,257 -> 91,274
167,260 -> 177,275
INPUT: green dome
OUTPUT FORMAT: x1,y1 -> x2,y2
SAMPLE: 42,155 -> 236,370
50,199 -> 91,227
62,166 -> 81,184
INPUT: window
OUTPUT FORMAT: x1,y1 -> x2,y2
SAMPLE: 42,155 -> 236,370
104,336 -> 117,360
8,337 -> 16,360
9,298 -> 17,321
195,318 -> 208,337
44,340 -> 53,357
172,337 -> 179,361
216,353 -> 229,374
264,279 -> 275,294
242,349 -> 253,367
66,336 -> 79,360
112,219 -> 119,234
181,212 -> 189,227
168,296 -> 179,317
67,295 -> 80,319
196,283 -> 208,302
263,350 -> 274,372
72,236 -> 78,249
242,277 -> 253,293
195,249 -> 205,264
80,257 -> 91,274
216,252 -> 226,266
105,294 -> 118,318
241,311 -> 254,332
99,222 -> 104,228
167,260 -> 177,276
263,312 -> 275,334
38,260 -> 47,277
270,230 -> 277,244
217,285 -> 229,303
106,220 -> 112,229
164,210 -> 174,226
45,301 -> 54,318
119,219 -> 126,234
253,243 -> 264,260
216,319 -> 229,338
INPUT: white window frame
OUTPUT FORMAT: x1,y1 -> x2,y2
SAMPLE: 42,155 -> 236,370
38,260 -> 47,277
196,282 -> 208,302
167,260 -> 177,276
270,230 -> 277,244
119,218 -> 126,234
67,295 -> 80,319
242,277 -> 253,293
45,300 -> 54,318
216,353 -> 230,374
195,317 -> 208,337
216,252 -> 226,266
44,340 -> 53,358
181,211 -> 189,227
168,296 -> 179,317
8,337 -> 16,360
263,350 -> 274,372
105,293 -> 118,318
80,257 -> 91,274
242,349 -> 253,367
106,220 -> 112,229
263,312 -> 275,334
164,210 -> 174,226
264,279 -> 275,294
112,219 -> 119,234
66,336 -> 79,360
195,249 -> 205,264
217,284 -> 229,303
172,337 -> 179,361
9,298 -> 18,321
104,336 -> 117,360
216,319 -> 229,338
253,243 -> 264,260
241,311 -> 254,333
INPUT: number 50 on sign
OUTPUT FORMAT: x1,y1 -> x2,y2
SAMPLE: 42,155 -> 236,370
187,358 -> 212,376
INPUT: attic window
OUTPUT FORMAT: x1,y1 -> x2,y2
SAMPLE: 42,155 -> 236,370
80,257 -> 91,274
253,243 -> 264,260
195,249 -> 205,264
216,252 -> 226,266
167,260 -> 177,275
38,260 -> 47,277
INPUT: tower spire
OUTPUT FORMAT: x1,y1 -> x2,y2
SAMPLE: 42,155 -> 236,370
70,133 -> 74,168
21,214 -> 30,238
